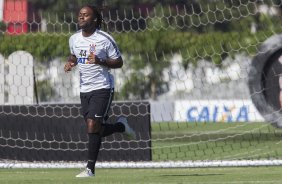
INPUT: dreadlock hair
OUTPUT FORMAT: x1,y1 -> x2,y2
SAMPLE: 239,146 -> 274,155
85,5 -> 104,29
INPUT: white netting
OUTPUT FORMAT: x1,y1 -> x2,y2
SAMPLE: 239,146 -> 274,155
1,0 -> 282,168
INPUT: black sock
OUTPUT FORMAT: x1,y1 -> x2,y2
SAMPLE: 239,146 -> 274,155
87,133 -> 101,173
101,123 -> 125,137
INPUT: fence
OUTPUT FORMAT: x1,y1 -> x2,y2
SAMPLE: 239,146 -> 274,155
0,51 -> 33,104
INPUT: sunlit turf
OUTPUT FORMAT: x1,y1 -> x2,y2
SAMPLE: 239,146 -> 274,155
1,167 -> 282,184
2,122 -> 282,183
151,122 -> 282,161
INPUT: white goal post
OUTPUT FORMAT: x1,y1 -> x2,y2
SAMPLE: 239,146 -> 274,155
2,160 -> 282,169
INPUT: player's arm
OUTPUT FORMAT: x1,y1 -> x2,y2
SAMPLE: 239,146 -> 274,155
95,56 -> 123,69
88,51 -> 123,69
64,54 -> 78,72
87,35 -> 123,68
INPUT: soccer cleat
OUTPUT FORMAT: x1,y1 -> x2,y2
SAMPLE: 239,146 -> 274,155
117,116 -> 136,140
75,168 -> 94,178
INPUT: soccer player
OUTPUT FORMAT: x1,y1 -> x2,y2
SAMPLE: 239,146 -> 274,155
64,5 -> 136,178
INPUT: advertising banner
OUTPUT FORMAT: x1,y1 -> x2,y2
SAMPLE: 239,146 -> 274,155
174,100 -> 264,122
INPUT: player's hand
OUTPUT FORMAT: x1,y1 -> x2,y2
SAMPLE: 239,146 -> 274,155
64,62 -> 75,72
64,55 -> 77,72
88,51 -> 99,64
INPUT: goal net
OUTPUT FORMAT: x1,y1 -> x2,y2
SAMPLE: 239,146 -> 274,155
1,0 -> 282,168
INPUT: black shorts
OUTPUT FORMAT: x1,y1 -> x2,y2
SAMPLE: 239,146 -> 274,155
80,88 -> 114,122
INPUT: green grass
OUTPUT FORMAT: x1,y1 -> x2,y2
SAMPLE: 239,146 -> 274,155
2,122 -> 282,183
1,167 -> 282,184
151,122 -> 282,161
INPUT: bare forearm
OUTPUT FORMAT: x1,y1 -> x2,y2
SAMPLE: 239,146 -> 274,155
98,56 -> 123,69
64,54 -> 77,72
68,55 -> 78,65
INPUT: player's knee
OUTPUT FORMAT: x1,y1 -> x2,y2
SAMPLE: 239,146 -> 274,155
86,118 -> 102,133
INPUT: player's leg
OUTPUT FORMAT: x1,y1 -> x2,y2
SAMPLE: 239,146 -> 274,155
75,117 -> 102,178
101,117 -> 136,139
100,88 -> 124,136
85,117 -> 102,176
83,88 -> 130,176
76,88 -> 136,177
115,116 -> 136,139
100,88 -> 136,139
76,89 -> 105,177
85,89 -> 113,176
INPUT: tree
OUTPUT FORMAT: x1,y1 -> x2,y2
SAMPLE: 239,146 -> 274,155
117,5 -> 176,100
119,30 -> 171,100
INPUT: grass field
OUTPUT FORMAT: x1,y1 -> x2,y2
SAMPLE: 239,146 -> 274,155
1,122 -> 282,183
151,122 -> 282,161
1,167 -> 282,184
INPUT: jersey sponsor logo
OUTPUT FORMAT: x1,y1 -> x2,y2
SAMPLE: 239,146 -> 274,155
77,57 -> 92,64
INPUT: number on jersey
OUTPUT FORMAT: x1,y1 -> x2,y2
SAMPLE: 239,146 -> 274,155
79,50 -> 87,57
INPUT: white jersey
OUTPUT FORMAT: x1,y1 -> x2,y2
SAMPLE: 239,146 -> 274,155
69,29 -> 121,93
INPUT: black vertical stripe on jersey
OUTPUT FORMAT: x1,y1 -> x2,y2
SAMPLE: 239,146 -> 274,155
96,31 -> 119,55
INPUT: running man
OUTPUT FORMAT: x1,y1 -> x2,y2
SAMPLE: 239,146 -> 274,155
64,5 -> 136,178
